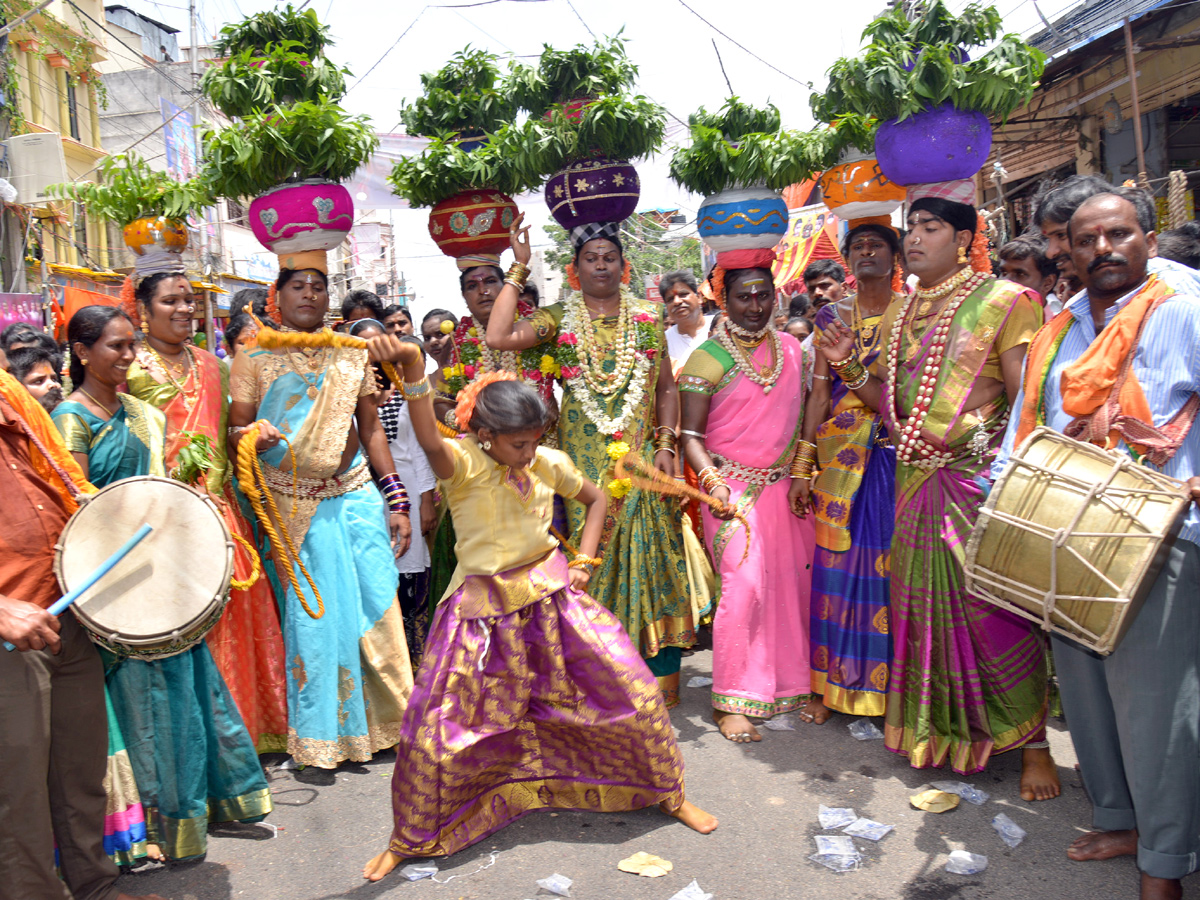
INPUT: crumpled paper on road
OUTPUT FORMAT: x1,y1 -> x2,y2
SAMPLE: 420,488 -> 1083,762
617,851 -> 673,877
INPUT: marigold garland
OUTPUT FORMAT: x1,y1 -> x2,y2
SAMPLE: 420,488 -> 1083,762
454,370 -> 519,431
120,275 -> 138,319
565,259 -> 632,291
970,213 -> 990,275
892,260 -> 906,295
264,283 -> 280,322
708,266 -> 727,309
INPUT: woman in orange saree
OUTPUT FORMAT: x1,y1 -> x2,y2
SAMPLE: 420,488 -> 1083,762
126,272 -> 288,752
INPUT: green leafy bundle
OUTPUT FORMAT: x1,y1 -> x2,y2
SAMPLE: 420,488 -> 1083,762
515,94 -> 666,176
47,154 -> 211,226
400,47 -> 518,137
507,33 -> 638,114
211,4 -> 331,58
810,0 -> 1045,124
807,113 -> 880,169
170,431 -> 218,486
669,98 -> 818,197
200,102 -> 378,201
200,42 -> 349,119
388,127 -> 542,209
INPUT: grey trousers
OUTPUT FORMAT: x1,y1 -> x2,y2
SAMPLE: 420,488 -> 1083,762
1053,537 -> 1200,881
0,614 -> 120,900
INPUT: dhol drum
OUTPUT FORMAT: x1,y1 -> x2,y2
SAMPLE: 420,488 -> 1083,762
55,475 -> 234,659
964,427 -> 1190,655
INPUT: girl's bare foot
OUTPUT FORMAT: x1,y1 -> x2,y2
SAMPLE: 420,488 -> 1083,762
660,799 -> 718,834
1020,747 -> 1061,801
1067,829 -> 1137,861
362,847 -> 401,882
145,843 -> 165,861
798,696 -> 832,725
712,710 -> 760,743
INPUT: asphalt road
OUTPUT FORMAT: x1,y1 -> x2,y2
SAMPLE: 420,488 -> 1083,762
120,649 -> 1198,900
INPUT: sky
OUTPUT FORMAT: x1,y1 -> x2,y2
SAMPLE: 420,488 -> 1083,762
110,0 -> 1074,319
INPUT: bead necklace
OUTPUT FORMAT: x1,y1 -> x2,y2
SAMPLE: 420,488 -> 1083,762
142,341 -> 199,411
566,291 -> 638,396
886,270 -> 988,470
714,319 -> 784,392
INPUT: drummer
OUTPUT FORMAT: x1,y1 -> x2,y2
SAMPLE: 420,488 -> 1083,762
997,187 -> 1200,900
0,366 -> 164,900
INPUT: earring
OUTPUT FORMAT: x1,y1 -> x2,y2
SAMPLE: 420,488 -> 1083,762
81,358 -> 88,365
140,316 -> 149,333
957,246 -> 968,265
482,440 -> 492,450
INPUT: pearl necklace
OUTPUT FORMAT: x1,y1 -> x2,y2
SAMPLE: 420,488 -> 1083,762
887,270 -> 989,470
565,292 -> 638,396
914,266 -> 974,317
714,319 -> 784,392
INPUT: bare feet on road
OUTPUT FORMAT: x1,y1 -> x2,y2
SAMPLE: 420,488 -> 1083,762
1067,829 -> 1137,861
712,710 -> 760,743
661,799 -> 718,834
1020,746 -> 1061,801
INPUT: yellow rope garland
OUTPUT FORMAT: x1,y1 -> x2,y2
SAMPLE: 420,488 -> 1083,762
615,451 -> 752,564
235,421 -> 325,619
229,530 -> 263,591
252,321 -> 404,387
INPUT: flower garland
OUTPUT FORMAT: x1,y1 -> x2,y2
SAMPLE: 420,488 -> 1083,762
554,288 -> 659,439
454,370 -> 520,431
441,301 -> 555,401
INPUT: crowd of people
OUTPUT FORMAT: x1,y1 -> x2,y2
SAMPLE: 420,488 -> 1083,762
3,172 -> 1200,900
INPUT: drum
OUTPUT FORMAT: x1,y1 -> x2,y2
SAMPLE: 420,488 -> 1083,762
55,476 -> 234,660
964,427 -> 1189,655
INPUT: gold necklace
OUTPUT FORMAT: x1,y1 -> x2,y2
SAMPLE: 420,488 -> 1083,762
714,320 -> 784,391
143,342 -> 199,410
285,346 -> 324,400
79,386 -> 117,417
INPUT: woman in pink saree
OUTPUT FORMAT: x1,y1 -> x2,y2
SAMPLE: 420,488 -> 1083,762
679,264 -> 814,743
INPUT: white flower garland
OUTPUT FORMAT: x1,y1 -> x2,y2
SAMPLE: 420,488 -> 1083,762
560,289 -> 655,436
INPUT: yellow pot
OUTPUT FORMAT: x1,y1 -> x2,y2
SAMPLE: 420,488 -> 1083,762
122,216 -> 188,256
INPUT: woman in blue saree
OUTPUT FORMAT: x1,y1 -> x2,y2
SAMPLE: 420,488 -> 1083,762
53,305 -> 271,861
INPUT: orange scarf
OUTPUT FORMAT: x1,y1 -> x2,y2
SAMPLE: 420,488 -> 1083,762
0,369 -> 96,511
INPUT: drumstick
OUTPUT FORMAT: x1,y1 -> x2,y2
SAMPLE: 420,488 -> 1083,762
4,523 -> 154,652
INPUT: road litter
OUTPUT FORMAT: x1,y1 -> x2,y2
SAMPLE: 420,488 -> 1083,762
992,813 -> 1027,848
809,834 -> 862,872
399,862 -> 437,881
843,818 -> 894,841
945,850 -> 988,875
818,805 -> 857,829
847,719 -> 884,740
931,781 -> 990,805
686,675 -> 713,688
910,789 -> 960,813
667,879 -> 714,900
762,714 -> 795,731
617,851 -> 673,877
536,872 -> 573,896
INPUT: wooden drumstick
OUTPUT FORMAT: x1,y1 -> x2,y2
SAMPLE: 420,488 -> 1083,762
4,523 -> 154,652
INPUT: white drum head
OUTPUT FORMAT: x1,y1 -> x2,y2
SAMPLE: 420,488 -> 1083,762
57,476 -> 232,646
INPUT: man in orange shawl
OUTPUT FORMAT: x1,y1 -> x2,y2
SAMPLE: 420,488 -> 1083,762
997,188 -> 1200,900
0,368 -> 163,900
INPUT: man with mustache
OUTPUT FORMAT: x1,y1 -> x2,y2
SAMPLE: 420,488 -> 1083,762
7,346 -> 64,413
997,187 -> 1200,900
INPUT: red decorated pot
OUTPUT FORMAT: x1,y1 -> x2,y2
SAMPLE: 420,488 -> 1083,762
545,159 -> 640,230
818,149 -> 906,219
542,98 -> 595,122
875,104 -> 992,186
122,216 -> 188,256
428,190 -> 518,258
249,180 -> 354,255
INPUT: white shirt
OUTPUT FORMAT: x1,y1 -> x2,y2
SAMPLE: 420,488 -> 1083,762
666,315 -> 714,374
388,401 -> 437,574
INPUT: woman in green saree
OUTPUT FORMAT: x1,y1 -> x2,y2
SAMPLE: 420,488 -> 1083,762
53,305 -> 271,861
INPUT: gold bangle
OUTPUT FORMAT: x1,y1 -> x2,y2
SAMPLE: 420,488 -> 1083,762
400,377 -> 431,401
